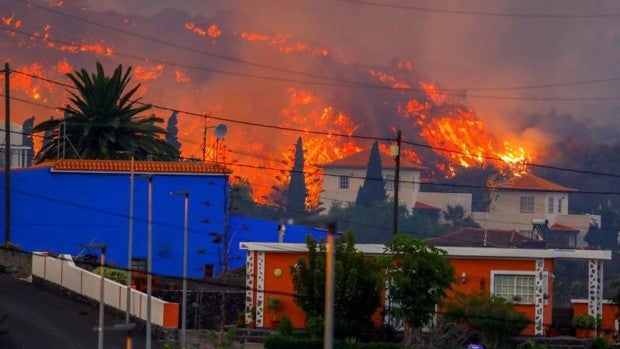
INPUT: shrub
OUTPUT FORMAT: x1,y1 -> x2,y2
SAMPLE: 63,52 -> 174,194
571,314 -> 599,329
443,291 -> 531,349
93,266 -> 127,285
276,315 -> 294,336
591,337 -> 613,349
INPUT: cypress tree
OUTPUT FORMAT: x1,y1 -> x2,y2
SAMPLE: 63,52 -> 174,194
286,137 -> 307,215
356,141 -> 387,206
166,111 -> 181,152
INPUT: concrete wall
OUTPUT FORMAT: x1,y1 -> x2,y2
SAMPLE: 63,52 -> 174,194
31,252 -> 179,328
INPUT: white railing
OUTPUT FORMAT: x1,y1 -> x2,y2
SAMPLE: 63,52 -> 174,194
31,252 -> 179,328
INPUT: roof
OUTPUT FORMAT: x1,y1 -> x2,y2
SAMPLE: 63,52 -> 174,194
238,242 -> 612,260
426,228 -> 539,248
319,148 -> 421,170
491,173 -> 577,192
33,159 -> 230,175
549,223 -> 580,233
413,201 -> 441,210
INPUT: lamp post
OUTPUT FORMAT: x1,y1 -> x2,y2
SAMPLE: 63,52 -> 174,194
79,243 -> 107,349
117,150 -> 136,349
170,191 -> 189,349
146,175 -> 153,349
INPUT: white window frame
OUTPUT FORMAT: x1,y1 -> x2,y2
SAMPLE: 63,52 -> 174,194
547,197 -> 554,214
339,176 -> 349,189
490,270 -> 548,305
520,196 -> 534,213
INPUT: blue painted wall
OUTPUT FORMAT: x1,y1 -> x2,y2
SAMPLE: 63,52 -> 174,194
0,167 -> 326,278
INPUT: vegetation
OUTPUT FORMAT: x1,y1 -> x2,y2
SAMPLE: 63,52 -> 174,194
443,292 -> 531,349
441,204 -> 481,233
384,234 -> 455,330
328,199 -> 441,243
355,141 -> 387,207
290,232 -> 384,338
165,111 -> 181,152
285,137 -> 308,216
92,266 -> 127,285
33,62 -> 179,163
571,313 -> 598,329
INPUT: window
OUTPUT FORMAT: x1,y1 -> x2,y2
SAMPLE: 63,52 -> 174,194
384,174 -> 394,192
548,197 -> 554,214
339,176 -> 349,189
519,196 -> 534,213
131,258 -> 147,272
493,274 -> 535,303
558,198 -> 563,213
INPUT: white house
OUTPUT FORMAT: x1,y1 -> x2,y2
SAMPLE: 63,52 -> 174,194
0,120 -> 33,168
318,148 -> 422,213
472,173 -> 600,247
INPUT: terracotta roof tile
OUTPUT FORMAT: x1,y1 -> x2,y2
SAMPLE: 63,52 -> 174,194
492,173 -> 577,192
549,223 -> 579,232
319,148 -> 421,170
414,201 -> 441,210
35,159 -> 230,175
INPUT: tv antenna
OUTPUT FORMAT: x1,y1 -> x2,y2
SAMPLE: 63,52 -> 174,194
214,124 -> 228,163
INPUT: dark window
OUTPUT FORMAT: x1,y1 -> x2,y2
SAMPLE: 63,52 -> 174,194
339,176 -> 349,189
204,264 -> 215,278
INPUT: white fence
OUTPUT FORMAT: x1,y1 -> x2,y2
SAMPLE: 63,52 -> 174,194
31,252 -> 179,328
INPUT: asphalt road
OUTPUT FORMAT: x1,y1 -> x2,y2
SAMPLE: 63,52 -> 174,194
0,274 -> 166,349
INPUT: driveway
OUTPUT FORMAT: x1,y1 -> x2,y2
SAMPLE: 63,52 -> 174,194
0,274 -> 165,349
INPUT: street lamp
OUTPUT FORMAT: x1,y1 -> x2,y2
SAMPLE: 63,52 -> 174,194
117,150 -> 135,349
146,175 -> 153,349
79,243 -> 107,349
170,190 -> 189,349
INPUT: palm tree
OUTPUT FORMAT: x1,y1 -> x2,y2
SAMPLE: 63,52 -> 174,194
442,204 -> 480,232
33,62 -> 179,163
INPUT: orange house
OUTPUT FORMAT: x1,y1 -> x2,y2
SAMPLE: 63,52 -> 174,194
239,241 -> 612,336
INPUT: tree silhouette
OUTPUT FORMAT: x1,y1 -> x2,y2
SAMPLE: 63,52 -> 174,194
165,111 -> 181,152
32,62 -> 179,162
286,137 -> 307,216
356,141 -> 386,206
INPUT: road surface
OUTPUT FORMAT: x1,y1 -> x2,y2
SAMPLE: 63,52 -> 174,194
0,274 -> 166,349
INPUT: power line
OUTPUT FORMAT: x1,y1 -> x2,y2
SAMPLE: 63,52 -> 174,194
5,71 -> 620,180
335,0 -> 620,19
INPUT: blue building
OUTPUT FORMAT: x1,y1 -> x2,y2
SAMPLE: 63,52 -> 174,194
0,159 -> 327,278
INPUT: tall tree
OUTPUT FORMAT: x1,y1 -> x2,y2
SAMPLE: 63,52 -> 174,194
355,141 -> 387,206
165,111 -> 181,152
286,137 -> 307,216
32,62 -> 179,163
384,234 -> 455,331
291,232 -> 384,338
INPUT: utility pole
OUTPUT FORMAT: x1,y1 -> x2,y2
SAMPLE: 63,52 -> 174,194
391,130 -> 401,236
4,62 -> 11,245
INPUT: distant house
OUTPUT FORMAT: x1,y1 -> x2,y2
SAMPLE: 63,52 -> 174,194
0,159 -> 326,278
239,241 -> 612,336
0,120 -> 33,168
318,148 -> 422,213
472,173 -> 600,247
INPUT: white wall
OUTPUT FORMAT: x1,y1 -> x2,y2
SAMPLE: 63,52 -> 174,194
31,252 -> 178,328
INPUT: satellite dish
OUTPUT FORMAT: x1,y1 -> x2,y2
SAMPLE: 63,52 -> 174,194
214,124 -> 228,139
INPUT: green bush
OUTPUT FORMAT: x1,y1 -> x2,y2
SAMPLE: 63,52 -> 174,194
518,340 -> 548,349
571,314 -> 600,329
443,292 -> 531,349
265,335 -> 402,349
265,335 -> 322,349
591,337 -> 613,349
276,315 -> 294,336
93,266 -> 128,285
306,316 -> 323,338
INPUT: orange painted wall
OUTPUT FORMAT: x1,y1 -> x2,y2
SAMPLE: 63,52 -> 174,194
252,251 -> 556,336
573,301 -> 619,340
